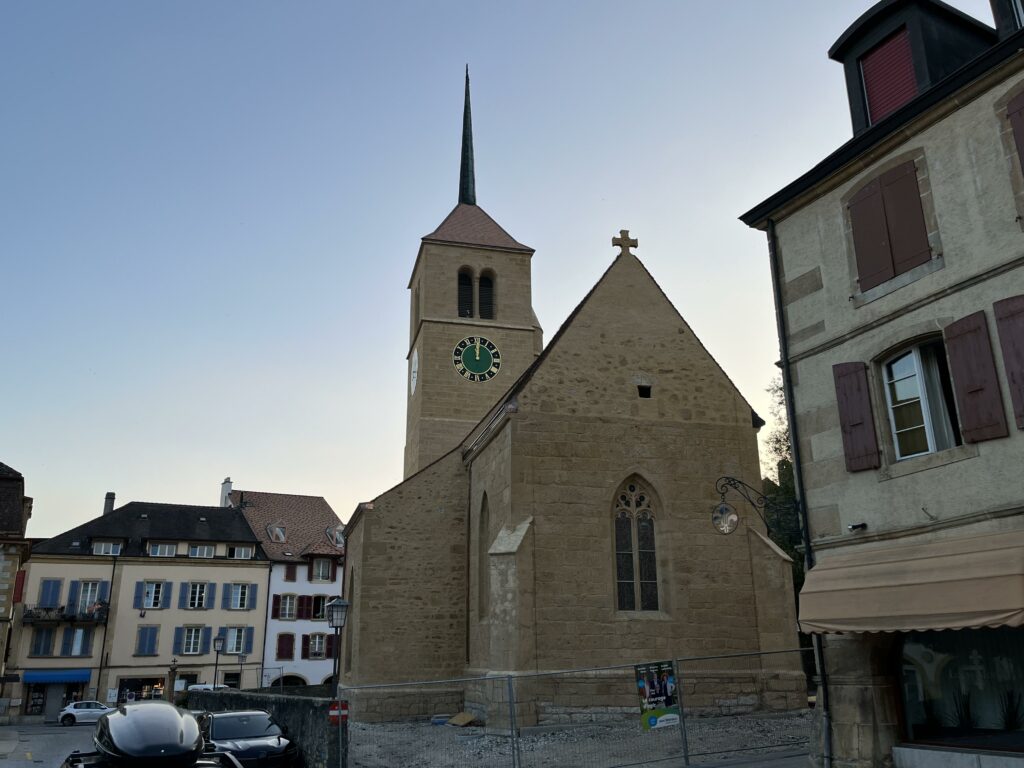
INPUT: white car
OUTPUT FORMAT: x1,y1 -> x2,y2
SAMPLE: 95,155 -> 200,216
58,700 -> 115,726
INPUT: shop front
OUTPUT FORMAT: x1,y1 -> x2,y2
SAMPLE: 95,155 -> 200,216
22,668 -> 92,722
116,676 -> 167,703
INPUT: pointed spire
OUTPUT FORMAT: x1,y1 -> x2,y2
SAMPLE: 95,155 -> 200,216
459,65 -> 476,206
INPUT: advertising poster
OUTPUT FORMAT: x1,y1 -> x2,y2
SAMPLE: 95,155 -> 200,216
634,660 -> 680,731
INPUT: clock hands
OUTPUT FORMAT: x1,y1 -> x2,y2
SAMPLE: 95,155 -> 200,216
475,337 -> 481,361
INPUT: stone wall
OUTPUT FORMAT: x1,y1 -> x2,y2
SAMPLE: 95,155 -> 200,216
188,688 -> 336,768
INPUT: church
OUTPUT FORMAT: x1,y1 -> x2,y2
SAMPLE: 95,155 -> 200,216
339,74 -> 801,723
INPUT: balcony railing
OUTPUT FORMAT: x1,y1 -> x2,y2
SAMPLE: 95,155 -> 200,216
22,603 -> 109,624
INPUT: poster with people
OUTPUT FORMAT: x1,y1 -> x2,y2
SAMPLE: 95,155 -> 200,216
634,660 -> 680,731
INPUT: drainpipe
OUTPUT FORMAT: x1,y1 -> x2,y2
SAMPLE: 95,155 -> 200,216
96,554 -> 118,703
766,218 -> 832,768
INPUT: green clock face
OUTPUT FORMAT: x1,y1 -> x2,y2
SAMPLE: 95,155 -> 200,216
453,336 -> 501,382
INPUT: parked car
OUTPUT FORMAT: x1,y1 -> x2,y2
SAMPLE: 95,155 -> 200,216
60,700 -> 244,767
59,701 -> 116,726
187,684 -> 230,692
199,710 -> 298,768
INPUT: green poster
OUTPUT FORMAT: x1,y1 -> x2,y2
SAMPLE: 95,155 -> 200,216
634,660 -> 681,731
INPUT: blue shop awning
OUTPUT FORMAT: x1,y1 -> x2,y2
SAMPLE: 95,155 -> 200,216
23,668 -> 91,684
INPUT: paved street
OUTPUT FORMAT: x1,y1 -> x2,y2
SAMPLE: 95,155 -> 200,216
0,723 -> 96,767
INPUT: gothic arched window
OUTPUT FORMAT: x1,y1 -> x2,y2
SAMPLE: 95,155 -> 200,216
458,269 -> 474,318
479,272 -> 495,319
614,479 -> 659,611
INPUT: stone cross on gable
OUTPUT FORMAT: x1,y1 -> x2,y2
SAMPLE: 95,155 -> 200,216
612,229 -> 638,257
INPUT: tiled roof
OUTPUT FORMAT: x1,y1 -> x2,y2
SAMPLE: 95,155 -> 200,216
231,490 -> 343,563
33,502 -> 261,557
0,463 -> 22,479
422,203 -> 532,252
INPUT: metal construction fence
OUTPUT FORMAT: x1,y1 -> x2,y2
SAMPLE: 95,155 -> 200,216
342,647 -> 816,768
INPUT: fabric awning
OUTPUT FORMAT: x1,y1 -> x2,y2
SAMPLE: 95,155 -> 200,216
23,668 -> 91,684
799,529 -> 1024,634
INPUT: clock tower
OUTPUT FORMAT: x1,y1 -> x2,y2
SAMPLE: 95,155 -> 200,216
404,70 -> 542,478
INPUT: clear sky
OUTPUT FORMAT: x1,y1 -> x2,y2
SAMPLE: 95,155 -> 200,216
2,1 -> 996,537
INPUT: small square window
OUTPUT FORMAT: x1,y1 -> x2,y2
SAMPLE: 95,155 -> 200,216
637,385 -> 652,399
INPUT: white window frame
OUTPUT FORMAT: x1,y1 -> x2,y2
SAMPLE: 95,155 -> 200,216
149,542 -> 176,557
279,594 -> 297,620
230,583 -> 249,610
228,546 -> 253,560
183,626 -> 202,655
312,558 -> 331,581
92,541 -> 121,556
882,344 -> 960,461
70,627 -> 88,656
1013,0 -> 1024,28
78,581 -> 100,613
188,583 -> 207,610
312,595 -> 327,621
269,525 -> 286,543
143,581 -> 163,609
309,633 -> 326,659
226,627 -> 245,654
188,544 -> 215,559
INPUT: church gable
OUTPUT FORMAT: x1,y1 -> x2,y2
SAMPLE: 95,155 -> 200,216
514,252 -> 758,428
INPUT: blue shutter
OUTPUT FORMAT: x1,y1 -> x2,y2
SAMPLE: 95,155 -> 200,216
247,584 -> 258,611
67,581 -> 81,612
206,583 -> 216,610
60,628 -> 73,656
178,583 -> 189,610
244,627 -> 254,655
82,629 -> 93,656
221,585 -> 231,610
132,581 -> 144,610
200,627 -> 212,655
98,581 -> 110,602
39,580 -> 59,608
135,628 -> 145,655
148,627 -> 159,656
172,627 -> 184,656
161,582 -> 172,609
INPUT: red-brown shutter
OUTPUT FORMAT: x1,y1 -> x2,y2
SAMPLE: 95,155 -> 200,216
849,179 -> 894,292
297,596 -> 311,620
301,634 -> 310,660
271,594 -> 281,620
833,363 -> 881,471
329,560 -> 338,582
861,27 -> 918,124
13,570 -> 25,604
284,564 -> 296,582
325,634 -> 336,660
944,312 -> 1009,442
880,161 -> 931,276
995,295 -> 1024,430
306,560 -> 314,582
276,633 -> 293,661
1008,92 -> 1024,173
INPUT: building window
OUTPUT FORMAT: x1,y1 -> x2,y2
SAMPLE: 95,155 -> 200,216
228,546 -> 253,560
188,583 -> 207,610
329,525 -> 345,548
135,626 -> 159,656
479,272 -> 495,319
883,341 -> 961,460
312,559 -> 331,582
149,543 -> 176,557
280,594 -> 297,620
309,633 -> 326,659
230,583 -> 249,610
65,627 -> 92,657
226,627 -> 245,655
276,633 -> 294,661
312,596 -> 327,621
38,579 -> 62,608
458,269 -> 474,318
284,564 -> 297,581
182,627 -> 202,655
143,581 -> 164,609
188,544 -> 214,558
614,479 -> 659,612
268,525 -> 286,543
30,627 -> 55,656
92,541 -> 121,556
848,160 -> 931,292
78,581 -> 100,613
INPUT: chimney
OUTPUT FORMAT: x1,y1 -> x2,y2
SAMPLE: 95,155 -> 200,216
990,0 -> 1023,39
103,492 -> 115,516
220,477 -> 233,508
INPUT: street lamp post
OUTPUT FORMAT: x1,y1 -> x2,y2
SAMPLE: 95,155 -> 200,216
326,597 -> 350,768
167,657 -> 178,702
213,636 -> 224,686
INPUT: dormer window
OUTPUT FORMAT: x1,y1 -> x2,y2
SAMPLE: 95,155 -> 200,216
268,525 -> 286,543
188,544 -> 214,559
860,27 -> 918,125
92,541 -> 122,556
327,525 -> 345,548
228,546 -> 253,560
149,542 -> 176,557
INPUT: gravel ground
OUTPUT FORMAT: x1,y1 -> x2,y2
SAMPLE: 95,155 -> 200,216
348,709 -> 812,768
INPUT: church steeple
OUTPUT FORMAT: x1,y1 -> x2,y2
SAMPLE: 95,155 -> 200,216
459,66 -> 476,206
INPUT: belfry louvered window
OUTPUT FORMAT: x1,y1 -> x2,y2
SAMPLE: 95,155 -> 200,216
458,270 -> 473,317
614,479 -> 658,611
479,273 -> 495,319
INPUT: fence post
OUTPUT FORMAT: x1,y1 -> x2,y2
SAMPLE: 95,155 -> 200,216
675,658 -> 690,766
506,675 -> 519,768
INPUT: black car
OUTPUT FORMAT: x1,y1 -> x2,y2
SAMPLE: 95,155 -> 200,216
61,701 -> 243,768
199,710 -> 298,768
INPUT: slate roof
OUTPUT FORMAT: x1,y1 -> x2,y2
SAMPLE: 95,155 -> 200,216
422,203 -> 532,252
0,463 -> 22,479
230,489 -> 343,563
32,502 -> 261,557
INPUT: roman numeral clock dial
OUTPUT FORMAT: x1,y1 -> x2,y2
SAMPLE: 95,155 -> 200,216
452,336 -> 501,382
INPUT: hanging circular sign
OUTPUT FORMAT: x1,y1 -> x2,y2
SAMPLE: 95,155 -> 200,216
711,502 -> 740,535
